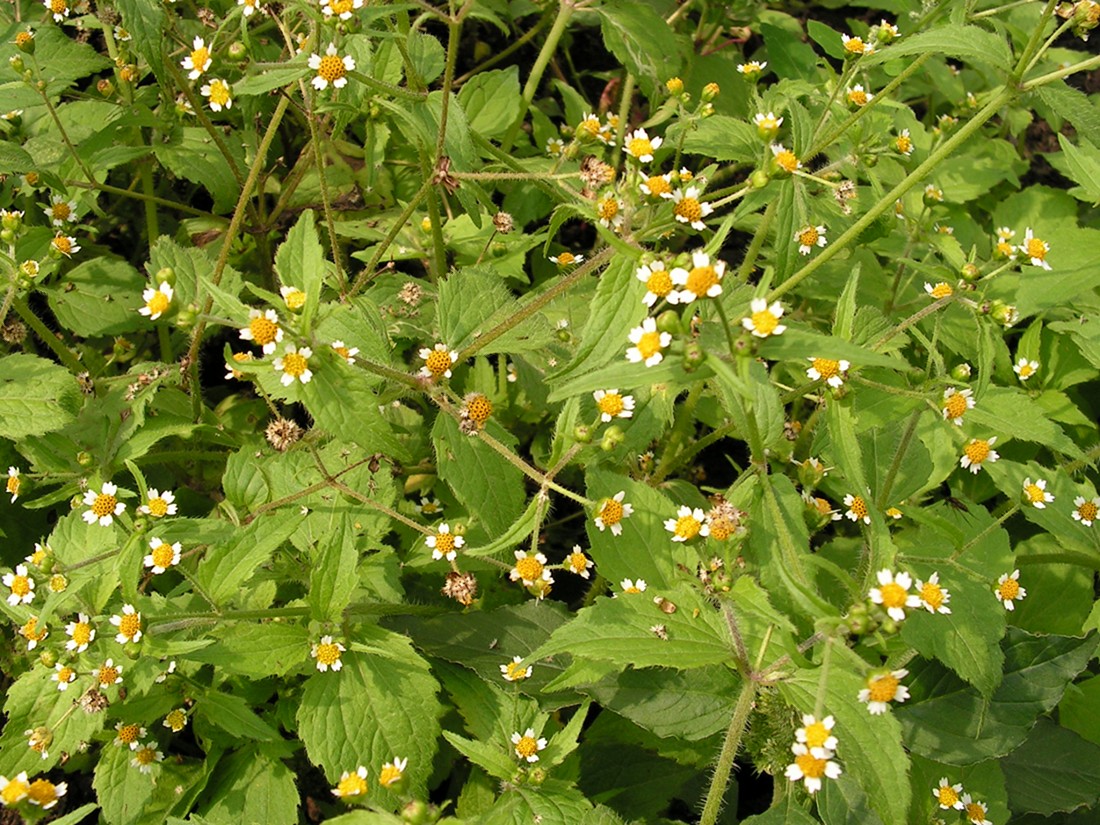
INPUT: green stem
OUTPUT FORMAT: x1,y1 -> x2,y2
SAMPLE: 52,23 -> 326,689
736,198 -> 776,283
305,116 -> 346,292
346,175 -> 434,298
64,179 -> 212,218
651,382 -> 704,484
609,72 -> 634,170
699,679 -> 758,825
12,296 -> 83,373
875,408 -> 922,509
501,0 -> 576,152
1022,53 -> 1100,89
1011,0 -> 1058,82
770,89 -> 1014,301
435,15 -> 463,162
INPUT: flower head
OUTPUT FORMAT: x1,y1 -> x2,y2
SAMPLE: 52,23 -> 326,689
426,523 -> 464,561
273,344 -> 314,386
934,777 -> 965,810
1022,477 -> 1054,508
737,60 -> 767,78
636,260 -> 677,307
596,193 -> 623,229
419,343 -> 458,380
624,128 -> 662,163
239,0 -> 264,16
6,466 -> 20,502
309,43 -> 355,90
138,488 -> 177,517
846,84 -> 873,106
3,564 -> 34,606
593,389 -> 635,422
114,722 -> 146,749
96,658 -> 123,687
321,0 -> 363,19
200,78 -> 232,112
240,308 -> 283,354
594,491 -> 632,535
163,708 -> 188,732
626,318 -> 671,367
895,129 -> 914,156
795,225 -> 827,255
510,551 -> 552,587
960,436 -> 999,473
139,282 -> 173,320
82,481 -> 125,526
511,728 -> 547,762
549,251 -> 583,267
329,340 -> 359,366
110,604 -> 143,644
925,281 -> 953,299
843,493 -> 871,525
664,505 -> 709,542
26,776 -> 67,809
1018,227 -> 1051,270
131,742 -> 163,774
995,569 -> 1026,610
640,173 -> 673,198
941,387 -> 974,425
753,111 -> 782,139
619,578 -> 647,594
670,250 -> 724,302
43,0 -> 70,20
0,772 -> 31,806
858,669 -> 909,714
279,285 -> 306,311
378,756 -> 407,788
915,572 -> 952,614
546,137 -> 564,156
311,635 -> 346,671
332,765 -> 368,798
962,794 -> 993,825
784,742 -> 841,794
566,545 -> 594,578
19,616 -> 48,650
771,143 -> 801,174
65,613 -> 95,652
44,195 -> 78,227
51,234 -> 80,257
182,36 -> 212,79
869,569 -> 922,621
1072,495 -> 1100,526
842,33 -> 874,55
806,357 -> 849,388
795,714 -> 838,756
1014,357 -> 1039,382
669,186 -> 714,231
500,655 -> 532,682
742,298 -> 786,338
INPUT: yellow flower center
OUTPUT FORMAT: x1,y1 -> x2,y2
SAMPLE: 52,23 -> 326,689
1024,483 -> 1046,503
998,578 -> 1020,600
799,227 -> 820,247
597,393 -> 625,417
627,137 -> 653,157
329,0 -> 354,14
811,358 -> 840,380
937,786 -> 959,807
567,552 -> 589,573
896,135 -> 912,154
598,498 -> 624,526
207,80 -> 230,107
116,723 -> 141,744
466,394 -> 493,424
378,764 -> 403,787
21,617 -> 45,640
71,623 -> 91,646
134,746 -> 157,766
965,803 -> 985,821
424,349 -> 452,377
52,235 -> 73,254
15,32 -> 33,46
315,641 -> 342,666
248,316 -> 279,346
555,252 -> 576,265
146,291 -> 170,316
750,309 -> 779,335
867,674 -> 899,702
515,556 -> 544,581
147,496 -> 169,516
580,117 -> 600,137
282,352 -> 308,378
674,197 -> 703,223
921,582 -> 946,610
964,440 -> 990,464
708,516 -> 734,540
1017,363 -> 1034,377
165,709 -> 187,731
50,574 -> 68,592
803,722 -> 830,750
685,265 -> 719,296
49,0 -> 67,13
514,735 -> 539,759
795,752 -> 828,779
284,289 -> 306,309
879,582 -> 908,609
118,613 -> 141,639
635,330 -> 663,360
848,495 -> 868,520
56,666 -> 74,683
929,282 -> 953,299
9,574 -> 30,598
844,36 -> 866,54
433,532 -> 456,554
1025,237 -> 1047,260
644,175 -> 671,196
149,542 -> 175,569
598,198 -> 619,221
336,771 -> 368,797
1078,501 -> 1098,522
774,150 -> 799,173
848,89 -> 868,106
645,268 -> 673,297
98,664 -> 119,685
190,46 -> 209,71
51,202 -> 71,221
943,394 -> 968,420
6,475 -> 19,496
92,492 -> 117,517
673,514 -> 702,540
317,54 -> 346,83
0,777 -> 29,805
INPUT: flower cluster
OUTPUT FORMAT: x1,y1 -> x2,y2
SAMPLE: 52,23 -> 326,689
785,714 -> 842,794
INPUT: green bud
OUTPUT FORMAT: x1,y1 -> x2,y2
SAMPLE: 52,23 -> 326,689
880,616 -> 898,635
400,801 -> 429,825
0,229 -> 14,245
701,82 -> 720,102
9,55 -> 25,73
655,309 -> 682,336
76,451 -> 94,467
96,78 -> 115,97
960,262 -> 980,282
490,241 -> 507,257
473,41 -> 492,63
15,31 -> 35,55
749,169 -> 770,189
227,41 -> 247,61
155,266 -> 176,286
528,767 -> 547,785
573,424 -> 592,443
862,153 -> 878,168
174,307 -> 197,330
682,340 -> 706,371
601,425 -> 625,452
38,649 -> 57,668
950,363 -> 972,381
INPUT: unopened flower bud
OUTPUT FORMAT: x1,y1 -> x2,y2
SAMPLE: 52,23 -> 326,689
950,363 -> 972,381
573,424 -> 593,444
665,77 -> 684,95
749,169 -> 770,189
701,82 -> 720,101
960,262 -> 980,282
682,340 -> 706,371
97,78 -> 115,96
227,41 -> 247,61
656,309 -> 683,336
15,31 -> 35,55
9,54 -> 26,73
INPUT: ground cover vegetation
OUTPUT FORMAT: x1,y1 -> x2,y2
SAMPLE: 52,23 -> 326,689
2,0 -> 1100,821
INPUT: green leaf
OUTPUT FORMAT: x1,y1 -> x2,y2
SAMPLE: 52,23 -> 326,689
198,747 -> 298,825
1032,81 -> 1100,144
530,583 -> 734,669
443,730 -> 518,781
93,744 -> 155,825
431,413 -> 524,536
46,805 -> 100,825
1053,134 -> 1100,204
222,443 -> 271,513
596,0 -> 682,98
153,126 -> 245,213
757,327 -> 907,370
779,643 -> 912,825
184,623 -> 310,678
967,386 -> 1081,457
24,26 -> 112,87
458,66 -> 521,139
895,628 -> 1099,764
309,520 -> 359,622
674,115 -> 760,163
114,0 -> 166,84
234,61 -> 309,96
194,692 -> 280,742
1001,719 -> 1100,816
867,25 -> 1011,71
297,645 -> 442,800
541,700 -> 590,769
47,256 -> 146,336
0,354 -> 81,440
818,772 -> 885,825
193,510 -> 301,605
0,141 -> 35,173
274,209 -> 325,329
742,802 -> 819,825
759,20 -> 819,81
438,265 -> 516,351
484,781 -> 598,824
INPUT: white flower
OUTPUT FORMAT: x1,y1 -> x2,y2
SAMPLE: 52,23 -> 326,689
594,491 -> 633,536
794,224 -> 827,255
331,340 -> 359,365
995,569 -> 1026,610
914,571 -> 952,614
663,505 -> 710,542
868,569 -> 922,622
669,186 -> 714,231
933,777 -> 965,810
200,78 -> 233,112
858,669 -> 910,715
636,260 -> 678,307
139,282 -> 173,320
1014,357 -> 1039,382
1022,477 -> 1054,509
82,481 -> 126,526
741,298 -> 786,338
240,308 -> 283,354
795,714 -> 838,757
806,357 -> 849,388
426,523 -> 464,561
670,250 -> 725,303
308,43 -> 355,91
619,578 -> 647,594
511,728 -> 547,762
181,36 -> 212,80
623,128 -> 662,163
320,0 -> 363,19
784,742 -> 841,793
593,389 -> 635,422
960,794 -> 992,825
500,655 -> 532,681
273,344 -> 314,386
3,564 -> 34,606
625,318 -> 671,367
1017,227 -> 1052,270
1072,495 -> 1100,526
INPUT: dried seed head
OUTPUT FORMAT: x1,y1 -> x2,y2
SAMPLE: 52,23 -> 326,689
492,211 -> 515,234
266,417 -> 304,452
78,688 -> 110,714
442,571 -> 478,606
1,319 -> 27,344
580,156 -> 615,189
398,282 -> 423,306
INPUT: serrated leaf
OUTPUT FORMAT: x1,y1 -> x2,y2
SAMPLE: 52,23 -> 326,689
1001,719 -> 1100,816
309,520 -> 359,622
153,126 -> 245,213
184,623 -> 310,678
297,645 -> 442,800
194,692 -> 280,742
114,0 -> 166,84
596,0 -> 682,98
458,66 -> 521,139
234,61 -> 309,96
1053,134 -> 1100,204
779,643 -> 911,825
968,386 -> 1081,457
1032,81 -> 1100,144
193,510 -> 301,605
93,745 -> 155,825
198,747 -> 297,825
222,443 -> 271,513
895,628 -> 1099,764
867,25 -> 1011,71
0,354 -> 81,439
443,730 -> 517,781
47,256 -> 146,336
0,141 -> 35,173
674,115 -> 759,163
274,209 -> 325,331
438,265 -> 516,351
484,781 -> 597,824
